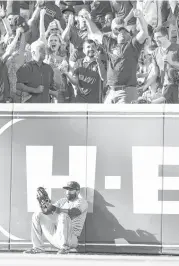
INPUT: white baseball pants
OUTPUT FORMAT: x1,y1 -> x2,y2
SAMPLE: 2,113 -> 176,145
31,212 -> 78,250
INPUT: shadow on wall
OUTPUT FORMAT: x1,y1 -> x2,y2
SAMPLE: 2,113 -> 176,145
80,187 -> 161,246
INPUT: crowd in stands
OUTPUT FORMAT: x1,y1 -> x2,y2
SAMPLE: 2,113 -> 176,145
0,0 -> 179,103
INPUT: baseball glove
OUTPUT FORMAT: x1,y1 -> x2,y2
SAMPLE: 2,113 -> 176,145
36,187 -> 56,215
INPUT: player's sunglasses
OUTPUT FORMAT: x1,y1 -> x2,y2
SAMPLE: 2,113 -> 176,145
66,188 -> 75,191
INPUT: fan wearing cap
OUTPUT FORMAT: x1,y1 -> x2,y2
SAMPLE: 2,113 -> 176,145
61,5 -> 76,62
0,2 -> 29,47
62,5 -> 76,26
0,4 -> 32,102
5,0 -> 47,45
24,181 -> 88,254
85,9 -> 148,103
90,0 -> 113,29
1,0 -> 47,46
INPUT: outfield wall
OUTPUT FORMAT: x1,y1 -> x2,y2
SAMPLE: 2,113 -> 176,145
0,104 -> 179,254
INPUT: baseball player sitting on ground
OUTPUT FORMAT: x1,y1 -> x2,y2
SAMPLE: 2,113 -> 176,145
24,181 -> 88,254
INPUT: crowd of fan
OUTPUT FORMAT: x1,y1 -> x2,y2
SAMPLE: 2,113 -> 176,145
0,0 -> 179,103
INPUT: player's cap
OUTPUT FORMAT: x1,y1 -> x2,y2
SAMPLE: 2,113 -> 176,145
63,181 -> 80,191
62,6 -> 75,14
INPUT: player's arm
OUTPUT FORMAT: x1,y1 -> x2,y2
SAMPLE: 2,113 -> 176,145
55,199 -> 88,219
54,207 -> 82,219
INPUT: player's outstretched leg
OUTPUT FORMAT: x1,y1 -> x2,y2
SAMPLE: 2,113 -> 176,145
24,212 -> 56,254
55,213 -> 78,254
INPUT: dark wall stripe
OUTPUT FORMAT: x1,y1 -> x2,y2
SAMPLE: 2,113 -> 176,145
159,165 -> 179,177
158,190 -> 179,201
